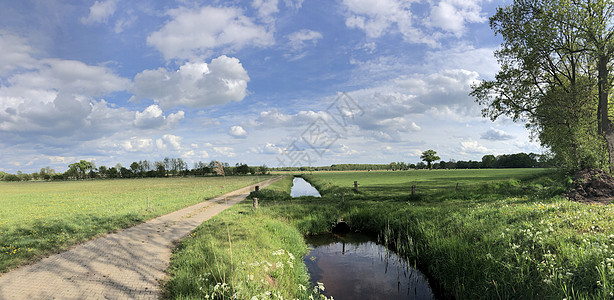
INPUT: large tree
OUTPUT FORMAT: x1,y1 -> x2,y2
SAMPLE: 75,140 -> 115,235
471,0 -> 614,171
420,150 -> 440,169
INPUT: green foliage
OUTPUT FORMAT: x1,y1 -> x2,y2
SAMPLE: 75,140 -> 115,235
471,0 -> 614,171
420,149 -> 440,169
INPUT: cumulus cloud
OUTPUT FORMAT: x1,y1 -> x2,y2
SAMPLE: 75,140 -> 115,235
427,0 -> 486,36
0,31 -> 37,75
156,134 -> 183,150
122,137 -> 154,152
134,105 -> 184,129
147,6 -> 274,60
481,128 -> 514,141
423,45 -> 498,78
131,56 -> 249,109
394,69 -> 479,106
0,92 -> 134,147
250,143 -> 284,154
81,0 -> 118,24
228,125 -> 248,138
460,140 -> 489,154
342,0 -> 436,46
214,146 -> 236,158
342,0 -> 487,45
7,58 -> 130,96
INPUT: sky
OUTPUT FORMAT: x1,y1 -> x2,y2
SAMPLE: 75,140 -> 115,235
0,0 -> 542,173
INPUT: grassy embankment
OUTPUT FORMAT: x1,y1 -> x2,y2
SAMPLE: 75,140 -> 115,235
0,176 -> 270,273
167,169 -> 614,299
163,176 -> 329,300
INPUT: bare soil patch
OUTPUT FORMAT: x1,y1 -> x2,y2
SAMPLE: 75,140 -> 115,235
565,168 -> 614,205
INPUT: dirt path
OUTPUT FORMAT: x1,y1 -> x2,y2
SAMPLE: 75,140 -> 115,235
0,176 -> 282,300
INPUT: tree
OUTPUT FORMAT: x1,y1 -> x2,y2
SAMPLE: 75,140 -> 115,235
258,164 -> 269,175
471,0 -> 614,171
420,150 -> 440,169
482,155 -> 496,168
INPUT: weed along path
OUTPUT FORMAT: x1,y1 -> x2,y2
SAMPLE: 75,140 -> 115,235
0,176 -> 282,300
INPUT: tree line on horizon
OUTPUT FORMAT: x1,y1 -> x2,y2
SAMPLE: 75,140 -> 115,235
0,158 -> 269,182
0,152 -> 551,182
272,152 -> 551,171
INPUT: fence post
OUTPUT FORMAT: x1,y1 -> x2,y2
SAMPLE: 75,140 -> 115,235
253,197 -> 259,210
411,185 -> 416,196
354,181 -> 358,192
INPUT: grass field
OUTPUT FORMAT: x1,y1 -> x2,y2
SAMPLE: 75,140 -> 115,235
0,176 -> 271,273
166,168 -> 614,299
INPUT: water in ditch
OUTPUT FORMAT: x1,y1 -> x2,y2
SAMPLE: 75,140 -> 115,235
290,177 -> 321,197
304,232 -> 434,300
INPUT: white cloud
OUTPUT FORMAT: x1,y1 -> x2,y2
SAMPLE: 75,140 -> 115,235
256,109 -> 331,128
114,14 -> 137,34
214,146 -> 236,158
287,29 -> 323,50
481,128 -> 514,141
423,45 -> 498,79
134,105 -> 184,129
427,0 -> 486,36
250,143 -> 284,154
342,0 -> 487,45
122,137 -> 154,152
342,0 -> 436,46
0,31 -> 37,75
156,134 -> 183,150
81,0 -> 118,24
229,125 -> 248,138
147,6 -> 274,60
6,58 -> 129,96
131,56 -> 250,109
252,0 -> 279,23
460,140 -> 489,154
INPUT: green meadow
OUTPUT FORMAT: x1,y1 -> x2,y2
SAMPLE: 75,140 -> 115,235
166,169 -> 614,299
0,176 -> 270,273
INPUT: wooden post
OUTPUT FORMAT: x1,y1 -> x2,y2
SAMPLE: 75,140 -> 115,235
411,185 -> 415,196
353,181 -> 358,192
253,197 -> 259,210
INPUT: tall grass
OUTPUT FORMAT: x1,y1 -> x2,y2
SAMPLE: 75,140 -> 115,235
301,170 -> 614,299
166,169 -> 614,299
164,176 -> 331,300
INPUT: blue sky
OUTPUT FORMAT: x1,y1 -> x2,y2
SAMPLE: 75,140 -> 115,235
0,0 -> 541,173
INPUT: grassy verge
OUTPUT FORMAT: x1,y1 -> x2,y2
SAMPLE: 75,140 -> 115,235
0,176 -> 270,273
166,169 -> 614,299
163,176 -> 330,300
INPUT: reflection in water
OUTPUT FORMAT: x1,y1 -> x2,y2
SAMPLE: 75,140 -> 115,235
304,233 -> 434,300
290,177 -> 322,197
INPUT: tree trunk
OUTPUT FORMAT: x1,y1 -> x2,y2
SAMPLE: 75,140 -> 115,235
604,122 -> 614,173
598,54 -> 614,173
